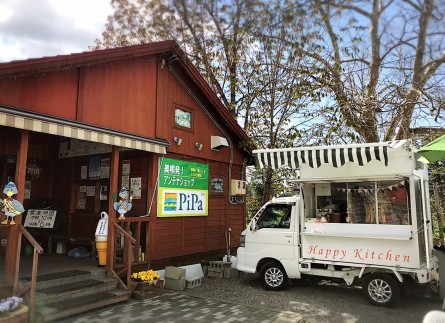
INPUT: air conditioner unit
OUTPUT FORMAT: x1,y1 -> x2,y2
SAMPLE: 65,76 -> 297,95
230,179 -> 246,195
211,136 -> 229,150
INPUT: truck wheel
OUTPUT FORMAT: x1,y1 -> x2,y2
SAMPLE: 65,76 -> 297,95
363,273 -> 400,307
430,279 -> 439,296
260,262 -> 287,291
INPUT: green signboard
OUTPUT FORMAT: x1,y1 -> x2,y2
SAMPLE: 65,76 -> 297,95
158,158 -> 209,217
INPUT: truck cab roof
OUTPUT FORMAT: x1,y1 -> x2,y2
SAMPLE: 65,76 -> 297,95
270,196 -> 299,204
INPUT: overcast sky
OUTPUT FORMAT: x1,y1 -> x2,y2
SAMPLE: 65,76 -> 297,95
0,0 -> 113,63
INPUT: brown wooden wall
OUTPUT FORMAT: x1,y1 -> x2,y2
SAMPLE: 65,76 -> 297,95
155,59 -> 247,166
78,58 -> 158,138
0,70 -> 78,119
0,52 -> 249,264
148,154 -> 245,261
0,56 -> 159,139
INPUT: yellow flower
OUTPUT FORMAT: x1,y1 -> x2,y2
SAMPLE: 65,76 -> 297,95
131,269 -> 160,283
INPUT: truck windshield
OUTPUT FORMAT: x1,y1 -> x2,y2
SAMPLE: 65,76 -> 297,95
256,204 -> 292,229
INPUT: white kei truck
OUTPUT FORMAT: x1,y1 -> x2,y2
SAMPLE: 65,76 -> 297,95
237,140 -> 439,307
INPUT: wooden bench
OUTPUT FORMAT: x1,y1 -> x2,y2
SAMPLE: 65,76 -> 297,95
47,213 -> 101,259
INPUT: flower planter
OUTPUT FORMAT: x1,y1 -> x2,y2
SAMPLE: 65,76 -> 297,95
130,278 -> 165,299
0,305 -> 28,323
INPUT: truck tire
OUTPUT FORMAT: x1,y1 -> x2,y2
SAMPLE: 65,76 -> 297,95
260,262 -> 288,291
363,273 -> 400,307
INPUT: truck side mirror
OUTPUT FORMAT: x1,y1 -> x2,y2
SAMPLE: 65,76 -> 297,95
250,219 -> 258,231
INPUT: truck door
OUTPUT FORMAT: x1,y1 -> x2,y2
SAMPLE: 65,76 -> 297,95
245,203 -> 295,269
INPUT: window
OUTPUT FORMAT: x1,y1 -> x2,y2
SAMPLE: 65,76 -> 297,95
302,179 -> 410,225
347,181 -> 375,224
376,181 -> 410,225
345,180 -> 409,224
174,107 -> 192,129
257,204 -> 292,229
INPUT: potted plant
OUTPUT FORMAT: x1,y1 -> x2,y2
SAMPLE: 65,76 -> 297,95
0,296 -> 28,321
130,269 -> 165,299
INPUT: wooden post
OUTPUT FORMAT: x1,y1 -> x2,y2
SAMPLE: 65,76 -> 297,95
106,146 -> 119,272
5,130 -> 28,285
29,247 -> 39,321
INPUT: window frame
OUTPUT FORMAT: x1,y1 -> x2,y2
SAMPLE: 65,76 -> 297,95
173,105 -> 194,132
256,203 -> 293,229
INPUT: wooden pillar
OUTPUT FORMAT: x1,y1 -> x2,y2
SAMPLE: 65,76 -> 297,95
147,154 -> 159,261
106,146 -> 119,271
5,130 -> 29,285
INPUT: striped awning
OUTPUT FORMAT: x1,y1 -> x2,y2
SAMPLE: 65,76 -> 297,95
0,107 -> 168,154
254,141 -> 409,170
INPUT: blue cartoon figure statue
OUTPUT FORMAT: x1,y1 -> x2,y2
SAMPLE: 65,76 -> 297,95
1,182 -> 25,225
113,187 -> 132,220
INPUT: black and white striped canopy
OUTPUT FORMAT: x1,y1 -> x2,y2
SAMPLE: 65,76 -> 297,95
254,141 -> 408,169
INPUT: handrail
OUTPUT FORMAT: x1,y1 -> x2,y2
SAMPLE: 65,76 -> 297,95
111,221 -> 136,244
17,224 -> 43,322
110,221 -> 136,288
18,225 -> 43,253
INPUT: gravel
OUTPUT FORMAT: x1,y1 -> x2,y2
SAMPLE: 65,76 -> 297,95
181,271 -> 443,323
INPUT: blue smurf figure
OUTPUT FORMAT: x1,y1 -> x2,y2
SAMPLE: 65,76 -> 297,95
113,187 -> 132,220
1,182 -> 25,225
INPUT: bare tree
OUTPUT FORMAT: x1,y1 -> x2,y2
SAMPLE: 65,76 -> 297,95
289,0 -> 445,142
93,0 -> 263,118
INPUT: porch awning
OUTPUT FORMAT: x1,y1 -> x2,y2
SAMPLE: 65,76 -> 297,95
254,140 -> 409,170
0,106 -> 168,154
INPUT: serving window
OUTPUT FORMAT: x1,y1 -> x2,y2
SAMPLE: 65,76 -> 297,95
302,179 -> 410,225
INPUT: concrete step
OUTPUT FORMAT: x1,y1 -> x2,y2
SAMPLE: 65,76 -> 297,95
35,277 -> 120,306
21,268 -> 107,290
35,289 -> 130,322
20,268 -> 131,322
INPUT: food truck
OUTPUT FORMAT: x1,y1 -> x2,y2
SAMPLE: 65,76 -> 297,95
237,140 -> 439,307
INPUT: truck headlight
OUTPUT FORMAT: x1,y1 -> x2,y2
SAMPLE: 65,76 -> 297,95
240,235 -> 245,247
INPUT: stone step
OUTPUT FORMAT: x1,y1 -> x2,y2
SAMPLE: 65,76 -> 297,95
20,268 -> 131,322
35,277 -> 119,306
21,268 -> 106,290
36,289 -> 131,322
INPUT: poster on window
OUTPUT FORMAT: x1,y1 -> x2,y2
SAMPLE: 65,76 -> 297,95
122,175 -> 130,190
100,186 -> 108,200
122,160 -> 130,175
157,158 -> 208,217
130,177 -> 142,199
81,165 -> 88,180
100,158 -> 110,179
89,156 -> 100,180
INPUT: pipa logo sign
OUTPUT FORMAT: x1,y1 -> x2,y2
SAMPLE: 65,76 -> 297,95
158,158 -> 208,217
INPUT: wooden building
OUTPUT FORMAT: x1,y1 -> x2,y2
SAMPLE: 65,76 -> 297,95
0,41 -> 252,287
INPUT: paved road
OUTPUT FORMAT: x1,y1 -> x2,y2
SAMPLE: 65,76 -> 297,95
60,273 -> 442,323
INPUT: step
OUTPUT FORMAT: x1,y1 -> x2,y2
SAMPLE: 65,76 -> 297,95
21,269 -> 106,290
36,289 -> 130,322
35,277 -> 119,306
